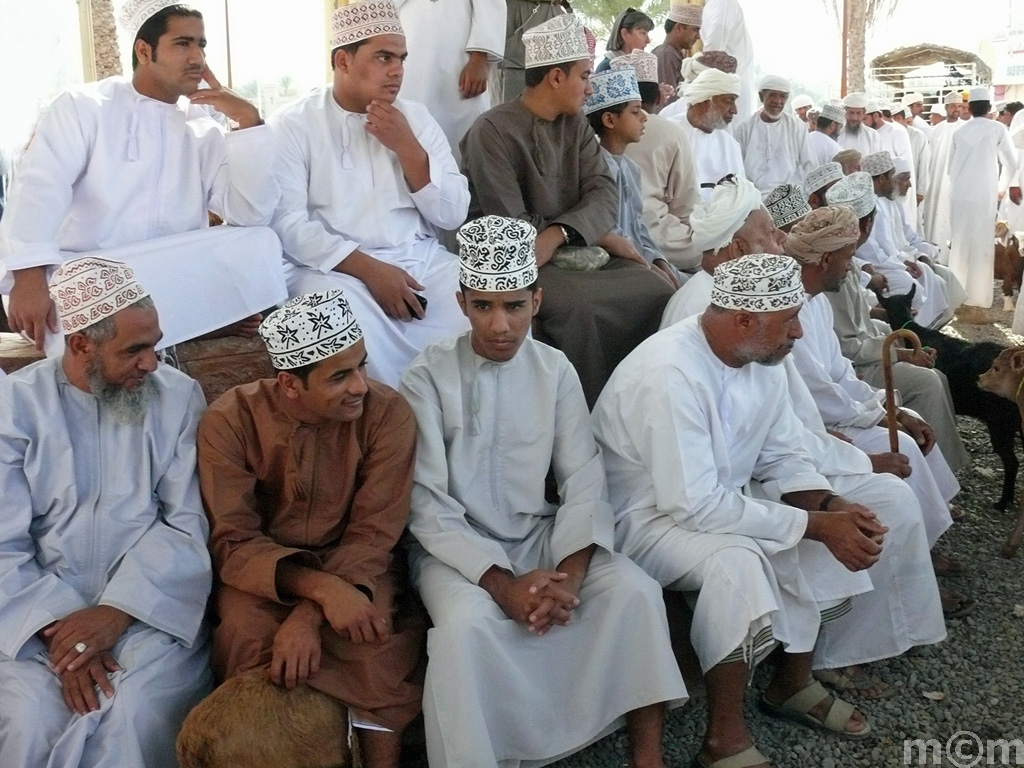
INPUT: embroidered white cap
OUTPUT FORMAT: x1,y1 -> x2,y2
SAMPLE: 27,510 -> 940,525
49,257 -> 150,335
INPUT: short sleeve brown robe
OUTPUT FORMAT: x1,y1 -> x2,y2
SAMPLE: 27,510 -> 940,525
460,99 -> 674,407
198,379 -> 423,731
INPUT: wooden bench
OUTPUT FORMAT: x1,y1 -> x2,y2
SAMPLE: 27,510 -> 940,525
1,333 -> 275,404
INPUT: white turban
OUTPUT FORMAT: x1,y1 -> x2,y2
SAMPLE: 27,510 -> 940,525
684,68 -> 742,105
757,74 -> 791,94
791,94 -> 814,110
679,55 -> 709,84
691,176 -> 764,253
901,92 -> 924,107
843,92 -> 868,109
893,156 -> 912,175
943,91 -> 962,105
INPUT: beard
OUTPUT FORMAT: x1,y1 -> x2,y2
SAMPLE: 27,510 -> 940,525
845,122 -> 861,135
86,358 -> 156,424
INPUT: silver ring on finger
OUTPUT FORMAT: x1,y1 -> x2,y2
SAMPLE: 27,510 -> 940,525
74,642 -> 88,654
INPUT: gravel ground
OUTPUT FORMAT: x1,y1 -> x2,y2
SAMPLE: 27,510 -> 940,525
410,282 -> 1024,768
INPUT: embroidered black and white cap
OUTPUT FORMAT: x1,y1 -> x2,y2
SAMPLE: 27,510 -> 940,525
805,162 -> 844,195
330,0 -> 404,49
861,150 -> 895,177
259,290 -> 363,370
457,216 -> 538,292
825,171 -> 876,218
763,184 -> 811,229
710,254 -> 806,313
523,14 -> 590,69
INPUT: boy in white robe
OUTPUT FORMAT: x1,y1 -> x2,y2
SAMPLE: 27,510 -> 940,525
269,0 -> 471,387
0,1 -> 285,357
0,258 -> 212,768
400,216 -> 687,768
595,254 -> 893,768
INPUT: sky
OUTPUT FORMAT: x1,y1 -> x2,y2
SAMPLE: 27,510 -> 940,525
0,0 -> 1017,149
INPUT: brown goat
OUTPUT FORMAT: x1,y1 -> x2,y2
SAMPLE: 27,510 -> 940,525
176,670 -> 354,768
994,224 -> 1023,311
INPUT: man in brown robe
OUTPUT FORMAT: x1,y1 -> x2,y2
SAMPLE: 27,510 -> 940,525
197,290 -> 422,768
460,13 -> 674,407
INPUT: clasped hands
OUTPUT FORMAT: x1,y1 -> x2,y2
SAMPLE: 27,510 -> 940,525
482,567 -> 581,636
39,605 -> 134,715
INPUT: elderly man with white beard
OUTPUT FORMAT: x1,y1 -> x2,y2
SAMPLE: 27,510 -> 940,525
674,69 -> 747,199
0,257 -> 212,768
733,75 -> 815,193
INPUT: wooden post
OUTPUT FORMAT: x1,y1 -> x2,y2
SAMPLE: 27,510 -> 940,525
224,0 -> 233,89
79,0 -> 98,83
840,0 -> 849,97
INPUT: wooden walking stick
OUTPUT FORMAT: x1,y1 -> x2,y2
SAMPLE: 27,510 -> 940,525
881,329 -> 923,452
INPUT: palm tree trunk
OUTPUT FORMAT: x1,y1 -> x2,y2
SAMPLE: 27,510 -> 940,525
847,0 -> 867,92
91,0 -> 122,79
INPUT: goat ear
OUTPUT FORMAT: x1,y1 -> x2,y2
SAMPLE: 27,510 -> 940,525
1011,348 -> 1024,373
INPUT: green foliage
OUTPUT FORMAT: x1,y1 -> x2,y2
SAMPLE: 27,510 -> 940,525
237,80 -> 260,99
571,0 -> 670,40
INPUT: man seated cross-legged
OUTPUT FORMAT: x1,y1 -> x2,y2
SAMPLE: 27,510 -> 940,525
399,216 -> 687,768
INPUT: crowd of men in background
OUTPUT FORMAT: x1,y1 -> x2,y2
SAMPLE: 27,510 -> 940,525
0,1 -> 1016,767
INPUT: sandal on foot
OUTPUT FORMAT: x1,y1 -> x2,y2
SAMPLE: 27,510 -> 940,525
949,504 -> 966,522
932,553 -> 966,577
759,681 -> 872,740
691,746 -> 770,768
814,667 -> 895,700
940,588 -> 975,619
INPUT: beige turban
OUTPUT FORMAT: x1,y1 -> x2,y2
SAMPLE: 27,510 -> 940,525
785,205 -> 861,264
691,176 -> 764,253
684,68 -> 741,105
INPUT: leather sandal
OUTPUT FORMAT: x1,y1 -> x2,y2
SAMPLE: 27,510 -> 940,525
691,745 -> 770,768
759,681 -> 872,740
